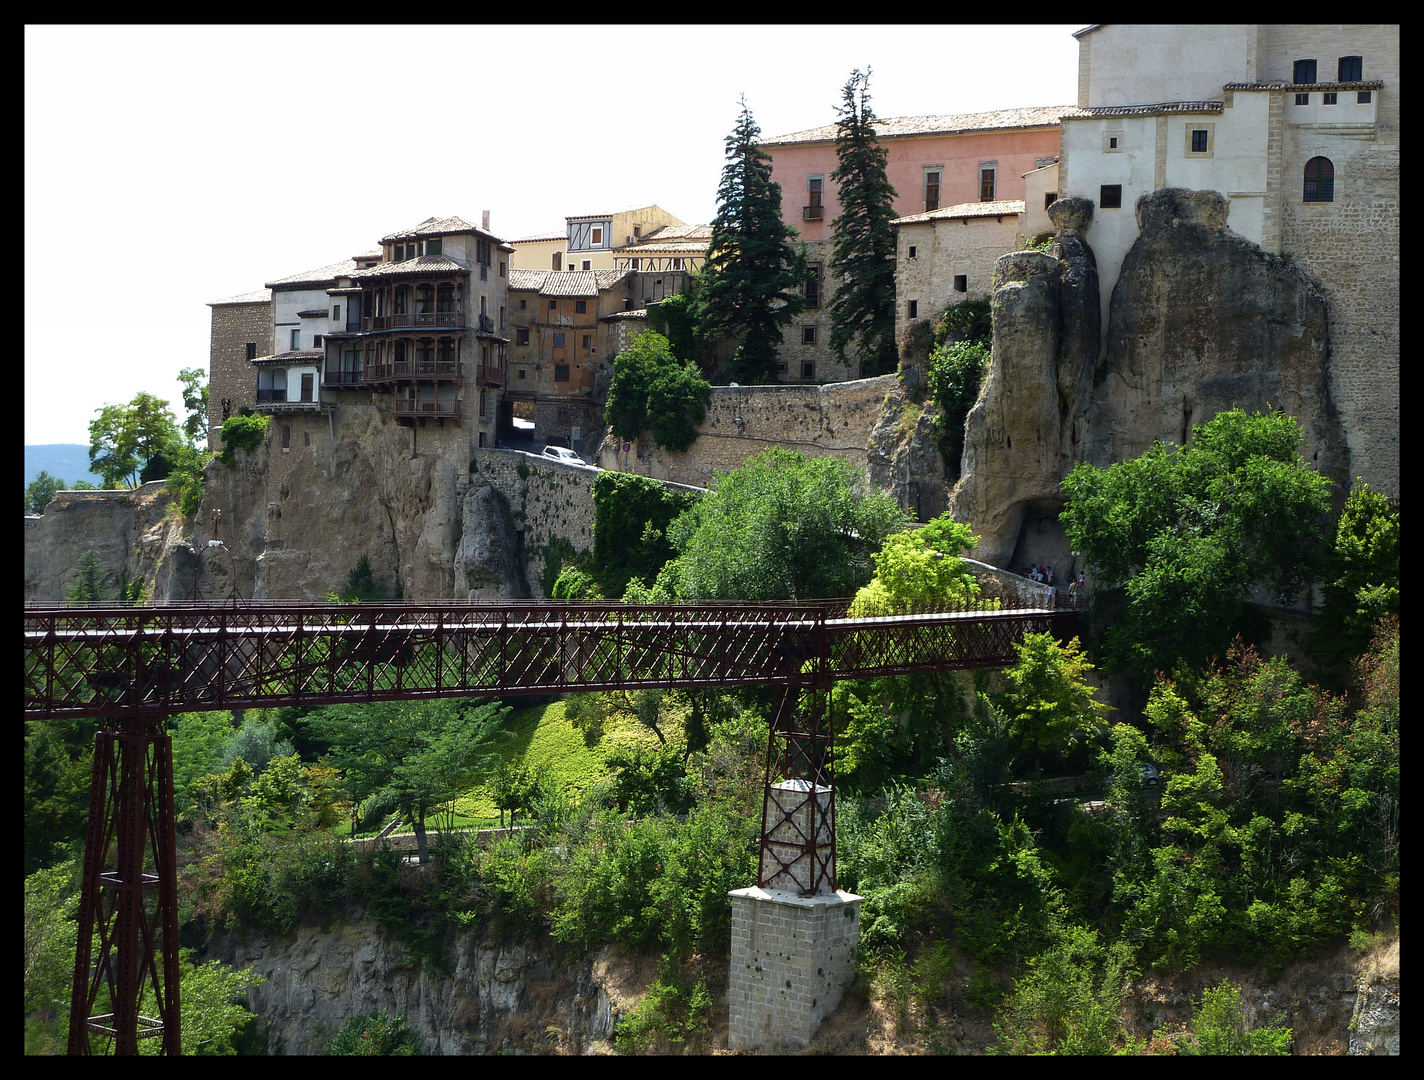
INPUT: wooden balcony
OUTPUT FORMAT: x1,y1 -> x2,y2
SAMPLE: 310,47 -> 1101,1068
365,360 -> 463,383
363,310 -> 464,331
393,397 -> 462,426
475,362 -> 503,388
323,369 -> 365,388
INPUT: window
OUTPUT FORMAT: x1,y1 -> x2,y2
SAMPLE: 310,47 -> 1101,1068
332,304 -> 341,322
1109,136 -> 1118,149
549,299 -> 557,311
979,165 -> 996,202
581,260 -> 591,271
553,333 -> 565,348
633,225 -> 641,238
290,329 -> 300,350
427,238 -> 441,256
282,425 -> 290,449
672,258 -> 683,270
802,325 -> 816,345
480,390 -> 489,421
500,261 -> 506,277
1324,92 -> 1338,105
1339,55 -> 1362,82
552,252 -> 562,271
1295,93 -> 1310,105
907,245 -> 917,259
518,369 -> 527,380
520,298 -> 527,310
806,175 -> 824,220
394,244 -> 405,261
246,342 -> 257,360
1191,129 -> 1208,152
924,170 -> 940,211
953,275 -> 967,293
801,361 -> 815,379
1294,58 -> 1317,84
583,335 -> 592,349
908,300 -> 918,319
300,373 -> 314,403
804,263 -> 821,308
1358,91 -> 1372,104
313,335 -> 323,348
591,226 -> 603,246
1100,184 -> 1123,209
575,300 -> 587,314
631,258 -> 640,271
516,327 -> 530,345
1045,192 -> 1058,211
554,364 -> 570,382
1304,156 -> 1334,202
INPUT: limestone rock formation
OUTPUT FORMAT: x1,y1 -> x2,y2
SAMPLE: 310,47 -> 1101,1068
453,482 -> 527,600
865,383 -> 948,523
1086,188 -> 1346,486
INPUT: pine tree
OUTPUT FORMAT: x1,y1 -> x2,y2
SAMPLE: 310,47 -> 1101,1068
702,96 -> 805,383
829,69 -> 900,378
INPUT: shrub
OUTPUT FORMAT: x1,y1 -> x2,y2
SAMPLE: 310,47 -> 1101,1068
217,414 -> 269,466
328,1010 -> 422,1055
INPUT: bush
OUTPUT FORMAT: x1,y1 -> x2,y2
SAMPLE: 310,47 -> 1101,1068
927,339 -> 990,480
328,1010 -> 422,1055
1182,980 -> 1292,1055
217,414 -> 269,466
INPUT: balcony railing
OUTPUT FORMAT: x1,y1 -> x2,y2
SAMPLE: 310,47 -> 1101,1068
256,388 -> 286,403
363,310 -> 464,331
324,369 -> 365,387
365,361 -> 463,382
475,362 -> 504,387
478,314 -> 495,333
803,204 -> 823,221
393,398 -> 462,421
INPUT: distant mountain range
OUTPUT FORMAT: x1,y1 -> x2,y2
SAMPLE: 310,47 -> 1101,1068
25,444 -> 108,489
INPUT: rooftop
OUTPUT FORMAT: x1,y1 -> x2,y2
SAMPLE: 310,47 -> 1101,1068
265,259 -> 359,289
208,287 -> 272,306
761,105 -> 1082,145
507,268 -> 634,297
380,215 -> 511,248
892,199 -> 1026,226
348,254 -> 472,280
251,349 -> 324,365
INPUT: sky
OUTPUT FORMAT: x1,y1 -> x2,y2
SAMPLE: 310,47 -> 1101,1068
25,23 -> 1083,447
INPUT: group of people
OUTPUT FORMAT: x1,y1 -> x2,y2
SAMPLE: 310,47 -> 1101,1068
1017,564 -> 1090,599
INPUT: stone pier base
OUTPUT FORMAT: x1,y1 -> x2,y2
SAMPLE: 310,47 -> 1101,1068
726,886 -> 863,1051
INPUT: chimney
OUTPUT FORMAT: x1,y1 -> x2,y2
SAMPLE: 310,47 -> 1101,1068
482,210 -> 490,230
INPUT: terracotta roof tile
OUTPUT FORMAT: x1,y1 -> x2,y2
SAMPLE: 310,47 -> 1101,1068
892,199 -> 1026,226
265,259 -> 359,289
762,106 -> 1081,145
208,288 -> 271,306
1067,101 -> 1223,117
348,254 -> 471,280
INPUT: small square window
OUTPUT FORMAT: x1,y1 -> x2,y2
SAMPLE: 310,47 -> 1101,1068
908,300 -> 918,319
518,369 -> 527,380
1295,92 -> 1310,105
313,334 -> 323,348
1358,90 -> 1372,104
583,335 -> 592,349
802,325 -> 816,345
1191,129 -> 1208,152
1100,185 -> 1123,209
1323,92 -> 1338,105
555,364 -> 570,382
801,361 -> 815,379
575,300 -> 587,314
581,260 -> 591,271
953,275 -> 967,293
1109,136 -> 1118,149
516,327 -> 529,346
907,245 -> 917,259
1045,192 -> 1058,211
549,299 -> 557,311
553,333 -> 565,348
520,298 -> 527,309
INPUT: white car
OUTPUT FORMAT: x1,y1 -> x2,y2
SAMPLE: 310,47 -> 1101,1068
541,445 -> 584,464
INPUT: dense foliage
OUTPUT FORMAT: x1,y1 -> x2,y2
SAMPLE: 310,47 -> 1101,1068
589,470 -> 700,599
218,412 -> 269,466
1313,479 -> 1400,660
604,330 -> 712,453
828,68 -> 899,377
653,447 -> 906,601
25,469 -> 64,515
847,511 -> 981,617
1061,409 -> 1334,684
700,97 -> 806,383
88,391 -> 178,488
927,339 -> 990,480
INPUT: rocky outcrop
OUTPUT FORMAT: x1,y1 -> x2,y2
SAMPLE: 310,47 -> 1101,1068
453,482 -> 527,600
1086,188 -> 1346,484
206,921 -> 624,1055
865,385 -> 948,523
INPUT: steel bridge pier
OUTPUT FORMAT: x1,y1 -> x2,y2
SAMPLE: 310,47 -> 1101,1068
67,712 -> 181,1056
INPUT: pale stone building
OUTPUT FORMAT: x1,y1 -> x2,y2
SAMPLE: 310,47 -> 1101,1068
509,204 -> 685,272
1059,23 -> 1399,497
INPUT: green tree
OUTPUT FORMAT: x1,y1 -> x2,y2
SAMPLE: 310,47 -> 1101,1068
1060,409 -> 1334,684
661,447 -> 906,601
25,470 -> 64,515
848,511 -> 982,616
927,339 -> 990,481
24,861 -> 79,1023
701,96 -> 806,383
1000,633 -> 1112,767
645,273 -> 711,371
306,699 -> 509,863
135,952 -> 264,1056
1182,980 -> 1292,1055
177,366 -> 209,444
1314,480 -> 1399,659
828,68 -> 900,377
604,330 -> 712,453
328,1010 -> 422,1055
590,470 -> 699,599
88,391 -> 181,488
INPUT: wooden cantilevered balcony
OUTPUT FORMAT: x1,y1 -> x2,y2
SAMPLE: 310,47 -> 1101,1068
363,310 -> 464,331
324,368 -> 366,389
365,360 -> 463,383
475,361 -> 503,388
393,397 -> 462,425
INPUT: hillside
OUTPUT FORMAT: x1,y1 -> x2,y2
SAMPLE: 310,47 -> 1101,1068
25,444 -> 106,490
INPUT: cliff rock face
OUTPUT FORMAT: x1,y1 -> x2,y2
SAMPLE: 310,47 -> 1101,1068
865,386 -> 948,523
1084,188 -> 1346,484
453,482 -> 527,600
207,922 -> 621,1055
953,189 -> 1345,569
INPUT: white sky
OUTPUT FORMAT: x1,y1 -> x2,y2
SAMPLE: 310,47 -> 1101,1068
25,23 -> 1083,447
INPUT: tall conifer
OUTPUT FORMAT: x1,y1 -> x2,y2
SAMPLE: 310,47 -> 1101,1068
702,96 -> 805,383
829,69 -> 899,377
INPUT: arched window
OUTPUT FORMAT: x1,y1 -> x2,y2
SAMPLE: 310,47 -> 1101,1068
1304,157 -> 1334,202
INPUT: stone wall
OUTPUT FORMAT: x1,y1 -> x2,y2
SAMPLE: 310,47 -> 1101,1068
207,298 -> 272,449
595,375 -> 895,488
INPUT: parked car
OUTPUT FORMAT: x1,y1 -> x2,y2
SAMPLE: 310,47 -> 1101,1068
542,445 -> 583,464
1106,763 -> 1161,788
